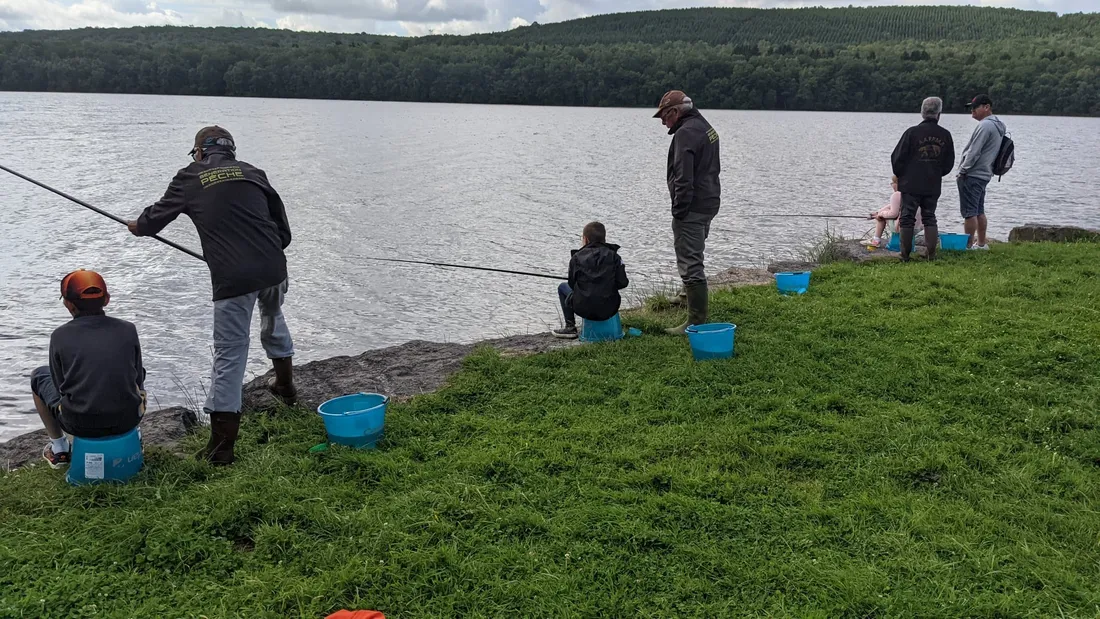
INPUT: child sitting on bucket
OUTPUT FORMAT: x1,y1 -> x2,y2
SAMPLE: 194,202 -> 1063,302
30,269 -> 146,468
867,175 -> 922,247
552,221 -> 629,339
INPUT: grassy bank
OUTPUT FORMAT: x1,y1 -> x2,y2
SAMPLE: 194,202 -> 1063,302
2,243 -> 1099,618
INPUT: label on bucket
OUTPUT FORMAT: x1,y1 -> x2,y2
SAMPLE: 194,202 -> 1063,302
85,453 -> 105,479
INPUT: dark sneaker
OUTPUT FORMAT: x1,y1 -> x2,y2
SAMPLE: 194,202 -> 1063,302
552,325 -> 578,339
42,443 -> 71,469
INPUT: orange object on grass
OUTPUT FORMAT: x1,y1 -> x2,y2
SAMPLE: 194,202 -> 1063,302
326,612 -> 385,619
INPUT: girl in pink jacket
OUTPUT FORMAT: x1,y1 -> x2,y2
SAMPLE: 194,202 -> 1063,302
868,176 -> 921,247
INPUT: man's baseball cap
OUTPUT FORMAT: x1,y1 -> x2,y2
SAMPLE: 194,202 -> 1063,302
60,269 -> 108,303
965,94 -> 993,108
190,125 -> 235,156
653,90 -> 692,118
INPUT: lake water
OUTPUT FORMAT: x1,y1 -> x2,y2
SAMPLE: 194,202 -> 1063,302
1,92 -> 1097,441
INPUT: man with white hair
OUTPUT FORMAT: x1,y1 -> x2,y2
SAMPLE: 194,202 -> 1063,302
890,96 -> 955,261
654,90 -> 721,334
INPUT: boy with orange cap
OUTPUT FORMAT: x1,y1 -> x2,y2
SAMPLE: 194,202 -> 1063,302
30,269 -> 146,468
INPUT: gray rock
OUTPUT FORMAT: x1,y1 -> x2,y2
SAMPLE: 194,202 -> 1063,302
767,261 -> 819,274
1008,225 -> 1100,243
707,267 -> 775,288
0,406 -> 198,472
241,333 -> 576,413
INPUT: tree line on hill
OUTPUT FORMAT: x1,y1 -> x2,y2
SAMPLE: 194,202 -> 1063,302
1,7 -> 1097,116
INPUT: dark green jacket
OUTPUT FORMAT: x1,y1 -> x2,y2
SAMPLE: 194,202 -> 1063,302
667,109 -> 721,219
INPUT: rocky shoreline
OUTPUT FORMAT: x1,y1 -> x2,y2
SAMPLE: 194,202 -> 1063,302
2,224 -> 1093,472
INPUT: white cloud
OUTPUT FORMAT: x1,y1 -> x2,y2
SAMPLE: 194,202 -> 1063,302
275,13 -> 319,29
0,0 -> 184,29
268,0 -> 489,21
0,0 -> 1092,35
209,8 -> 271,28
400,18 -> 481,35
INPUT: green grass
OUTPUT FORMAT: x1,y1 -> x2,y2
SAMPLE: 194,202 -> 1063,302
2,243 -> 1100,618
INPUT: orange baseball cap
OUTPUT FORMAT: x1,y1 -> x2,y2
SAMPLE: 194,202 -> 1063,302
60,269 -> 108,302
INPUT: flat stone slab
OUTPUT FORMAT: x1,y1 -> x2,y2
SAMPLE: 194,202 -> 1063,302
0,406 -> 198,472
241,333 -> 577,413
1009,225 -> 1100,243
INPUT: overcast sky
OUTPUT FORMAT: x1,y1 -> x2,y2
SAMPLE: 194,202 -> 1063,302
0,0 -> 1093,37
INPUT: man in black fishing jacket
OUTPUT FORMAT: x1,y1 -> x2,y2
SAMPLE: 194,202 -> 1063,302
127,126 -> 296,466
890,96 -> 955,261
655,90 -> 721,335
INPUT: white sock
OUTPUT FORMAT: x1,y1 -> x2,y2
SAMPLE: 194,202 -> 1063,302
51,437 -> 69,454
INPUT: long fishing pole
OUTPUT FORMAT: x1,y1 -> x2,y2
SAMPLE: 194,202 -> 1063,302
362,256 -> 566,281
751,214 -> 870,219
0,163 -> 206,262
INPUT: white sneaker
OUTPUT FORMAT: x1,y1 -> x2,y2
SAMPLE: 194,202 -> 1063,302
970,244 -> 990,251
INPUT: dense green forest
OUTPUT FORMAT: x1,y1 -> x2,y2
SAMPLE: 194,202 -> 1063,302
1,6 -> 1098,115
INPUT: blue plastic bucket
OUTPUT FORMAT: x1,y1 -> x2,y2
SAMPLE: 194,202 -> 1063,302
886,233 -> 916,253
580,313 -> 624,343
775,271 -> 811,295
685,323 -> 736,361
317,393 -> 388,449
67,427 -> 143,486
940,233 -> 969,251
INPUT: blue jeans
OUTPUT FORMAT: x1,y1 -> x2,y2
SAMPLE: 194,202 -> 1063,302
958,175 -> 989,219
558,282 -> 575,327
205,280 -> 294,414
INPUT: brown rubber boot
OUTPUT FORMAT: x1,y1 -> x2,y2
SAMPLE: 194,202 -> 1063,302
201,412 -> 240,466
899,227 -> 915,262
923,225 -> 939,261
267,357 -> 298,405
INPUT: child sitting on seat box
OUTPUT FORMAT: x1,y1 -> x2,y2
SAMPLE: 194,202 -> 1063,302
552,221 -> 629,339
30,269 -> 146,468
868,175 -> 922,247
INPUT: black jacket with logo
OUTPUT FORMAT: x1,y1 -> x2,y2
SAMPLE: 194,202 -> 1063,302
568,242 -> 629,322
136,149 -> 292,301
667,109 -> 722,219
891,119 -> 955,198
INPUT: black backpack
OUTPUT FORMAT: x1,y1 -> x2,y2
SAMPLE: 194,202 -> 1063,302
993,132 -> 1015,181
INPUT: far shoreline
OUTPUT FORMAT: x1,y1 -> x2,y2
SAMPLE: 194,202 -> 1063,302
2,91 -> 1098,121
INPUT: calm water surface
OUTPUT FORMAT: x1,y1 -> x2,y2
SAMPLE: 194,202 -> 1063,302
1,93 -> 1097,440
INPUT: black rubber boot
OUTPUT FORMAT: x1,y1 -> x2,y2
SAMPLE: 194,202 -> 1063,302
267,357 -> 298,406
923,225 -> 939,261
665,282 -> 709,335
688,281 -> 709,327
899,227 -> 915,262
201,412 -> 240,466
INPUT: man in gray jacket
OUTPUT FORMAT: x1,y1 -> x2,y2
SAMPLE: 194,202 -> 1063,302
655,90 -> 721,335
957,94 -> 1007,250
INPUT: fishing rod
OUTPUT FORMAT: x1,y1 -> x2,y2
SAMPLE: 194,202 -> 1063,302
1,164 -> 560,280
361,256 -> 566,281
751,214 -> 870,219
0,163 -> 206,262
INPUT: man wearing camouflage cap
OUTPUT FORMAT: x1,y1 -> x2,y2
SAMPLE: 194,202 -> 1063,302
654,90 -> 722,334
